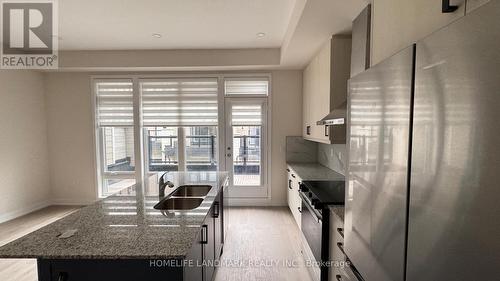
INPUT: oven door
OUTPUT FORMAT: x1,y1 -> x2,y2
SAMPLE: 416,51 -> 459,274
300,193 -> 323,262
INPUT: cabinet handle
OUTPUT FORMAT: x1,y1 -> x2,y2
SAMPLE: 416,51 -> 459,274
337,227 -> 344,238
336,275 -> 343,281
324,125 -> 329,137
288,180 -> 292,190
201,225 -> 208,244
306,126 -> 311,135
57,273 -> 68,281
442,0 -> 458,13
298,207 -> 302,213
337,242 -> 345,255
291,174 -> 296,178
213,203 -> 220,218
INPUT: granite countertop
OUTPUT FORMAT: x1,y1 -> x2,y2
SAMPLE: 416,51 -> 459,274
287,162 -> 345,181
329,205 -> 345,222
0,172 -> 228,260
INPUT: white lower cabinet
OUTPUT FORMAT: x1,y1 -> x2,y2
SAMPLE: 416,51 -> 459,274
286,166 -> 302,228
329,210 -> 345,280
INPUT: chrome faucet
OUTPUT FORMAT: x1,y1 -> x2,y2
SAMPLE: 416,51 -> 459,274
159,172 -> 174,198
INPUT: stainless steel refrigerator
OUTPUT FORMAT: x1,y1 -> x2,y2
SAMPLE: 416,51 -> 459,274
344,1 -> 500,280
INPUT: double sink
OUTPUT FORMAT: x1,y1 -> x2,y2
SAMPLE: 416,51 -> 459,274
154,185 -> 212,211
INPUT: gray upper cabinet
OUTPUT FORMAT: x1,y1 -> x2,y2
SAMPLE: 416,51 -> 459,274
371,0 -> 466,65
466,0 -> 491,13
351,5 -> 371,78
302,36 -> 351,144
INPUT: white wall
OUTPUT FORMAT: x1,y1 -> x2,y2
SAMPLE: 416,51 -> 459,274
44,73 -> 97,205
0,70 -> 51,222
270,70 -> 303,205
43,70 -> 303,206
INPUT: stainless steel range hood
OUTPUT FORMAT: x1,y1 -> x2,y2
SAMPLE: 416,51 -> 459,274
316,4 -> 370,129
316,101 -> 347,126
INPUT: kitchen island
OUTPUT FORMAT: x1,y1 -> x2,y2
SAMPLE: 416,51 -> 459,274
0,172 -> 229,281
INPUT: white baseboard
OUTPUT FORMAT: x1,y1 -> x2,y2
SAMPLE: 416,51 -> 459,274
0,200 -> 51,224
50,198 -> 95,206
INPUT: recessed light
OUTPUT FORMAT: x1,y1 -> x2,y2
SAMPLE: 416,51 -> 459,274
256,32 -> 266,38
152,33 -> 162,38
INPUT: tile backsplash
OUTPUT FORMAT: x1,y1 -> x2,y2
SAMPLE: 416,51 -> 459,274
318,143 -> 347,176
286,136 -> 347,175
286,136 -> 318,163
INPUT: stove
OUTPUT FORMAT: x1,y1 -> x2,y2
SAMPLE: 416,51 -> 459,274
299,180 -> 345,281
299,181 -> 345,213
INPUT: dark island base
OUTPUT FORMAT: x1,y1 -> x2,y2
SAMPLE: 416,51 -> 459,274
38,259 -> 184,281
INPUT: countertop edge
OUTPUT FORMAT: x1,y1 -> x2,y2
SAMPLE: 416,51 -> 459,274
286,162 -> 345,182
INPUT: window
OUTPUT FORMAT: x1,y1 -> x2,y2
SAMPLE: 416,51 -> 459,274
140,78 -> 219,127
229,103 -> 264,186
103,127 -> 135,172
94,75 -> 271,198
140,78 -> 219,172
94,80 -> 136,197
225,78 -> 269,96
185,126 -> 217,171
146,127 -> 178,172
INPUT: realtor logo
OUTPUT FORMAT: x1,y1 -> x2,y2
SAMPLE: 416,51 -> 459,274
1,0 -> 58,69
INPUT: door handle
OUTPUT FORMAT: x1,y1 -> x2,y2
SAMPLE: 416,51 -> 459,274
297,207 -> 302,213
201,225 -> 208,244
306,126 -> 311,135
324,125 -> 329,137
442,0 -> 458,13
288,180 -> 292,189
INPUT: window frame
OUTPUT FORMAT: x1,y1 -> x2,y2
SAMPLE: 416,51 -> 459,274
92,78 -> 138,198
92,73 -> 272,200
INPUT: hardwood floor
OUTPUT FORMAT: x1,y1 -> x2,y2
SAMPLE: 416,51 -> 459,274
214,207 -> 313,281
0,206 -> 80,281
0,206 -> 312,281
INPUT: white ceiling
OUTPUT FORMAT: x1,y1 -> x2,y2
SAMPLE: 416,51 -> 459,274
58,0 -> 296,50
56,0 -> 369,69
281,0 -> 368,67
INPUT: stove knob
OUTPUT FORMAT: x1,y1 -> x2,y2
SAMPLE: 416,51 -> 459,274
308,192 -> 313,198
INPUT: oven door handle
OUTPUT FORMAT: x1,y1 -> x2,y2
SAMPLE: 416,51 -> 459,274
300,192 -> 322,223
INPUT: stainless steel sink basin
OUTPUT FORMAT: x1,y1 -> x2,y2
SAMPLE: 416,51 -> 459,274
171,185 -> 212,197
154,197 -> 204,210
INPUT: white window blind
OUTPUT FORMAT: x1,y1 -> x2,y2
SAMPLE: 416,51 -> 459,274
225,78 -> 269,96
95,81 -> 134,127
231,104 -> 263,126
140,78 -> 218,126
